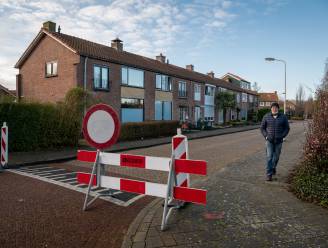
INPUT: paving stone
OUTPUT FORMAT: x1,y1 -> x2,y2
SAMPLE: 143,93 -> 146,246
132,241 -> 146,248
145,236 -> 164,248
124,123 -> 328,247
133,232 -> 147,242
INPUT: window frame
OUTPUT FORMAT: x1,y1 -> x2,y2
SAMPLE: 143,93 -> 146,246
121,97 -> 145,123
156,74 -> 172,92
45,61 -> 58,77
178,81 -> 187,98
194,83 -> 201,101
93,64 -> 110,91
155,100 -> 172,120
179,106 -> 188,121
121,66 -> 144,88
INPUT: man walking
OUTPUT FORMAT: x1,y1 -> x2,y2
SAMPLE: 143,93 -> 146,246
260,102 -> 290,181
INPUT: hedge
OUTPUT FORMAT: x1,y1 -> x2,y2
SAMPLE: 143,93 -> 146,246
0,102 -> 80,152
119,120 -> 179,141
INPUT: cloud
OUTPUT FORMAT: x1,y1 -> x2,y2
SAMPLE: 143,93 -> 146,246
0,0 -> 240,89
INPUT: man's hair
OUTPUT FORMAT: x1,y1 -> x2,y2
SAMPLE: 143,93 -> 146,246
271,102 -> 280,109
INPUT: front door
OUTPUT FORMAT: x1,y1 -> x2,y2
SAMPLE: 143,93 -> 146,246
195,106 -> 201,122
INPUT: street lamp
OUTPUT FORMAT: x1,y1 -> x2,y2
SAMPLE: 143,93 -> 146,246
265,57 -> 287,114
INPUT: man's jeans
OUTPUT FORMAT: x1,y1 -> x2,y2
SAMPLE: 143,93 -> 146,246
266,141 -> 283,176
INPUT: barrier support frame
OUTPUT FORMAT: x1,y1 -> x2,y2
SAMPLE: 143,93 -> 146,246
161,153 -> 180,231
83,149 -> 100,211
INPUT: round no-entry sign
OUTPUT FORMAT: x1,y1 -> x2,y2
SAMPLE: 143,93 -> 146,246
82,104 -> 120,149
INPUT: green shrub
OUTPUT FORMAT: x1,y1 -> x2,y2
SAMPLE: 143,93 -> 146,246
0,102 -> 77,151
119,121 -> 179,141
0,87 -> 95,152
291,163 -> 328,207
291,89 -> 328,207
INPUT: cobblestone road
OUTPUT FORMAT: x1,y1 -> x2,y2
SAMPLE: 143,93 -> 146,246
123,121 -> 328,248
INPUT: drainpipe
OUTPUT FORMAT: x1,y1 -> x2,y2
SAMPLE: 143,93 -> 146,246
83,56 -> 88,116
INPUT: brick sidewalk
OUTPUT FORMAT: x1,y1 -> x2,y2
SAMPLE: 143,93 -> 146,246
122,122 -> 328,248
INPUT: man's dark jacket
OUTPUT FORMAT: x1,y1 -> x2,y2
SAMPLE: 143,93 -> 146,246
260,112 -> 290,144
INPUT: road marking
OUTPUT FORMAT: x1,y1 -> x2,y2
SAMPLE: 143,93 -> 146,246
58,178 -> 77,182
46,173 -> 76,180
7,168 -> 143,207
33,169 -> 66,176
18,167 -> 53,172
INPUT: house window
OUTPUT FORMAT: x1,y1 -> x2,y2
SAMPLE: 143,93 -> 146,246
121,98 -> 144,123
155,101 -> 172,120
178,81 -> 187,97
179,106 -> 188,121
121,67 -> 144,88
266,102 -> 271,107
205,86 -> 215,96
242,93 -> 247,103
156,74 -> 172,91
93,65 -> 109,90
46,61 -> 57,77
204,105 -> 214,121
236,93 -> 240,103
260,102 -> 265,106
194,84 -> 201,101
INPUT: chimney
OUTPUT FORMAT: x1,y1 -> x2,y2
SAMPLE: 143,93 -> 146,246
111,38 -> 123,52
186,64 -> 194,71
207,71 -> 215,78
274,91 -> 277,94
156,53 -> 166,63
43,21 -> 56,32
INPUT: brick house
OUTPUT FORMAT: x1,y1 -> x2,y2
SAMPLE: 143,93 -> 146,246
259,91 -> 279,109
15,21 -> 258,124
221,73 -> 258,121
0,83 -> 16,101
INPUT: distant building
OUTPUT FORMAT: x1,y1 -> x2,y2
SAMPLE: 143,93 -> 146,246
259,91 -> 279,109
279,100 -> 296,116
221,73 -> 258,121
0,83 -> 16,100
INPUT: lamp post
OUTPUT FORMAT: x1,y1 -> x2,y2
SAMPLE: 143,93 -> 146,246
265,57 -> 287,114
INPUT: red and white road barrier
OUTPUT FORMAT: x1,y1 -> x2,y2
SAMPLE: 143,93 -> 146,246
1,122 -> 8,167
76,129 -> 207,231
172,129 -> 189,187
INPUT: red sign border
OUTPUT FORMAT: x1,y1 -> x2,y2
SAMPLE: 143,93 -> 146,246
82,104 -> 121,149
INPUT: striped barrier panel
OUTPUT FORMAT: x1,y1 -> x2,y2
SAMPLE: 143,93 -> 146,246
76,132 -> 207,230
1,122 -> 8,168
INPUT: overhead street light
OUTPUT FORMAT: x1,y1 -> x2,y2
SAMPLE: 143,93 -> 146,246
265,57 -> 287,114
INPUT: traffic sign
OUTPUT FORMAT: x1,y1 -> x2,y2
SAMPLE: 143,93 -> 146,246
82,104 -> 120,149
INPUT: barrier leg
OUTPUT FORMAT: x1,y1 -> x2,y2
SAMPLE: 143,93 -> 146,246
83,150 -> 100,211
161,155 -> 178,231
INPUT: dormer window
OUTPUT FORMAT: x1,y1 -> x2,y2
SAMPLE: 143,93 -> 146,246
46,61 -> 57,77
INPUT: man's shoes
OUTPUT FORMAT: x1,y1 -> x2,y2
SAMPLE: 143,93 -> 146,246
272,168 -> 276,175
266,175 -> 272,181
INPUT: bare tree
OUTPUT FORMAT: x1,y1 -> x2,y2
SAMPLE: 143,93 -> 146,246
252,82 -> 261,92
295,85 -> 305,117
322,58 -> 328,90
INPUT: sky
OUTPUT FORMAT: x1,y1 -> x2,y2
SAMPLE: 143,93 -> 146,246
0,0 -> 327,100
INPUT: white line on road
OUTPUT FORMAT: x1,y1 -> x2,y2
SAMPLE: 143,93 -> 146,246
58,178 -> 77,182
45,172 -> 76,179
18,167 -> 53,172
7,169 -> 138,206
33,169 -> 66,176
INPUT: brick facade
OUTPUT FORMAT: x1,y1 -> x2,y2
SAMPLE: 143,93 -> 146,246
19,35 -> 79,103
16,23 -> 258,124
